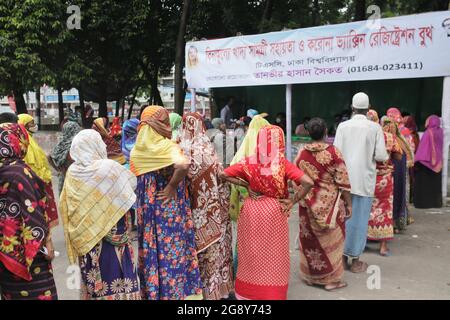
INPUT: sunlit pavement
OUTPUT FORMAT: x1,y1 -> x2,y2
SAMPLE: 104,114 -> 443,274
36,132 -> 450,300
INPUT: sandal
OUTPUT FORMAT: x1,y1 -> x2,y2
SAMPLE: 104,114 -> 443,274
324,281 -> 348,291
380,249 -> 391,257
350,260 -> 368,273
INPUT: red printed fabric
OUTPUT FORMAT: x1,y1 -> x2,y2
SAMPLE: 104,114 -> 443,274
295,142 -> 350,285
224,125 -> 304,199
0,124 -> 49,281
368,132 -> 401,241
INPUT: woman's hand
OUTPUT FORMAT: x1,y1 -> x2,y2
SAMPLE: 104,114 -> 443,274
247,188 -> 261,200
157,185 -> 177,205
344,205 -> 352,220
279,198 -> 295,217
44,238 -> 55,261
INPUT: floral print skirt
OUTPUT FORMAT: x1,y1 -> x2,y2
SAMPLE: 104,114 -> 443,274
136,168 -> 203,300
79,214 -> 140,300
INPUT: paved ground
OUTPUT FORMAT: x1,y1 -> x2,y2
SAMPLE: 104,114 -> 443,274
36,132 -> 450,299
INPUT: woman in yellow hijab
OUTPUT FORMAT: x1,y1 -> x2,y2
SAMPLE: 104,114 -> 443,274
18,114 -> 59,228
130,106 -> 203,300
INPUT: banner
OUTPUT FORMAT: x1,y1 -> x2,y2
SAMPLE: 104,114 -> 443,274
186,11 -> 450,89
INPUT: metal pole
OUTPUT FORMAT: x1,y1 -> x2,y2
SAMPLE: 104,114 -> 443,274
190,89 -> 196,112
286,84 -> 293,161
441,77 -> 450,202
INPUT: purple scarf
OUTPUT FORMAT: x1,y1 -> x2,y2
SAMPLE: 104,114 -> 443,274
415,115 -> 443,173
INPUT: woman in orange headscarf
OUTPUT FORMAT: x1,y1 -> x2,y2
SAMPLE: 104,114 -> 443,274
221,125 -> 313,300
130,106 -> 203,300
92,117 -> 126,164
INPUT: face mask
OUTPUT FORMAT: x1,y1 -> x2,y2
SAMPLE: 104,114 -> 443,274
28,125 -> 38,133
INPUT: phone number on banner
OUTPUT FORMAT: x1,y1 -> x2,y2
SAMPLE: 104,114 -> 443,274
348,62 -> 424,74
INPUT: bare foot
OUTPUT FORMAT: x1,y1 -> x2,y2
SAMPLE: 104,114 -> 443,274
380,242 -> 390,256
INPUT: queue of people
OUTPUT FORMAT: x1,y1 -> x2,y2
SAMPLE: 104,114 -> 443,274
0,91 -> 445,300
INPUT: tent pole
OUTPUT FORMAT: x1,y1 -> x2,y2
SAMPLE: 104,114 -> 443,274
286,84 -> 293,161
190,89 -> 196,112
441,77 -> 450,202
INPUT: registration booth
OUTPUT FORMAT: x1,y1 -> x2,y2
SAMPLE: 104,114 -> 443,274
185,11 -> 450,200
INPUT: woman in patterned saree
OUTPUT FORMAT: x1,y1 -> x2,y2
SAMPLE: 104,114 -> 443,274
293,118 -> 352,291
130,105 -> 203,300
221,125 -> 313,300
367,111 -> 403,256
179,112 -> 233,300
60,129 -> 140,300
92,117 -> 126,165
386,109 -> 414,232
0,123 -> 58,300
17,114 -> 59,229
49,121 -> 81,195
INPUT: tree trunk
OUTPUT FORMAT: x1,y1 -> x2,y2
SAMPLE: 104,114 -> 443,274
174,0 -> 191,115
57,87 -> 65,125
98,98 -> 108,118
115,99 -> 121,117
98,84 -> 108,118
260,0 -> 274,32
127,86 -> 140,119
120,99 -> 126,122
13,89 -> 27,114
35,87 -> 41,129
151,66 -> 164,107
78,87 -> 86,128
354,0 -> 366,21
312,0 -> 320,26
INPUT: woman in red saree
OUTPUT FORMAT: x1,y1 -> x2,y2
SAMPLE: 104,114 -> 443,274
93,117 -> 126,165
221,125 -> 313,300
179,112 -> 233,300
293,118 -> 352,291
367,111 -> 403,256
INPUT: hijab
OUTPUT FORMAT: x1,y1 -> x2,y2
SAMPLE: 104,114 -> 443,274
130,106 -> 188,176
415,115 -> 443,173
17,114 -> 53,183
121,119 -> 139,161
59,130 -> 137,264
51,121 -> 81,168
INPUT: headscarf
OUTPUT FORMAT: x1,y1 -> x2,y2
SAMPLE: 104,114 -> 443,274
109,117 -> 122,137
169,112 -> 182,132
211,118 -> 224,130
230,115 -> 270,165
382,117 -> 412,161
59,130 -> 137,264
17,114 -> 53,183
179,113 -> 225,252
92,117 -> 126,164
238,125 -> 288,198
130,106 -> 188,176
0,123 -> 49,281
228,115 -> 270,221
367,109 -> 379,123
386,108 -> 414,166
121,119 -> 139,161
404,115 -> 418,133
247,109 -> 259,118
50,121 -> 81,168
179,112 -> 219,176
415,115 -> 443,173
